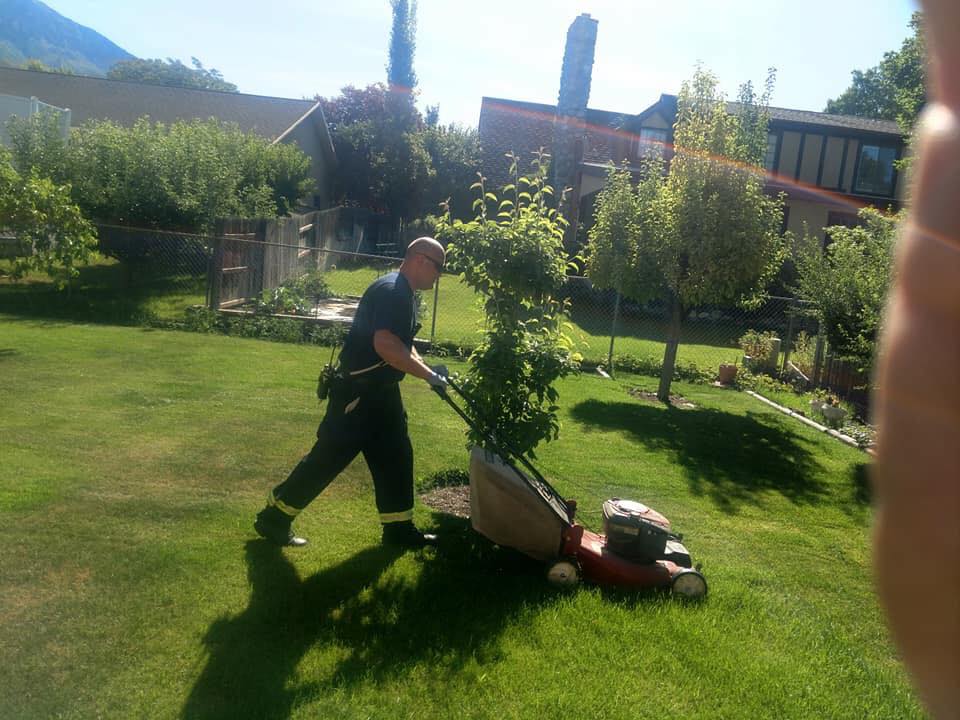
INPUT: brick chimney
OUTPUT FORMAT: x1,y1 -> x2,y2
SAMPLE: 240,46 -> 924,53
552,13 -> 598,250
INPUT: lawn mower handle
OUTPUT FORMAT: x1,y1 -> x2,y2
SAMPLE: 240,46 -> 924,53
431,379 -> 569,511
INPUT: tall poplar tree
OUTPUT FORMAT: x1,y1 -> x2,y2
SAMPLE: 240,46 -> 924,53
386,0 -> 417,92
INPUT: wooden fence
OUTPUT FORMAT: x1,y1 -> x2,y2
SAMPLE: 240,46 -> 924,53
208,212 -> 321,309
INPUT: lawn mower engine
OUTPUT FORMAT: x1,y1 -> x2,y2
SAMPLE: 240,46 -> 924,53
552,497 -> 707,597
601,498 -> 692,567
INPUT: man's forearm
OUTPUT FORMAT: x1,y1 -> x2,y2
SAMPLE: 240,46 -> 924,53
373,330 -> 433,380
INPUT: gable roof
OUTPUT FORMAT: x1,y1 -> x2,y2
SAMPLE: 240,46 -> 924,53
0,66 -> 326,143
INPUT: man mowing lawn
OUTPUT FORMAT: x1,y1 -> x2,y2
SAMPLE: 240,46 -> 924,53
254,237 -> 449,548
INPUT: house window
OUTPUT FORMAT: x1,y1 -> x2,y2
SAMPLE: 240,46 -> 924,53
826,211 -> 861,229
824,211 -> 863,248
636,127 -> 668,159
853,144 -> 897,196
764,132 -> 779,171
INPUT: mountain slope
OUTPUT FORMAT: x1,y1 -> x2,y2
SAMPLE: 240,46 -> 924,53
0,0 -> 134,75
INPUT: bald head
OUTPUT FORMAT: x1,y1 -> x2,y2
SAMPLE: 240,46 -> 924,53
405,236 -> 445,265
400,236 -> 446,290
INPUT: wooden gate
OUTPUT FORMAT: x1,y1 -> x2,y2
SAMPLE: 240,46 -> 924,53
208,213 -> 320,309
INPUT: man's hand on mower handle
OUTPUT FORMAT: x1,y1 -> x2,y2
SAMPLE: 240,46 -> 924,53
426,370 -> 448,391
429,364 -> 449,380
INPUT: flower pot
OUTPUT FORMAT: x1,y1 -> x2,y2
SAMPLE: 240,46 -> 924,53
718,364 -> 738,384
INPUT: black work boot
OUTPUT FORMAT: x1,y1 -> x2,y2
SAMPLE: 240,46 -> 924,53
254,506 -> 308,547
381,520 -> 437,549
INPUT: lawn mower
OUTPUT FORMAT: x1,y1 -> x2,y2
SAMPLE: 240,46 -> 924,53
433,379 -> 708,598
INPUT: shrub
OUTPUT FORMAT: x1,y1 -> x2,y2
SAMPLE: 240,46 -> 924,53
255,270 -> 334,316
793,206 -> 898,375
788,330 -> 817,377
738,329 -> 778,359
436,151 -> 580,457
6,114 -> 314,232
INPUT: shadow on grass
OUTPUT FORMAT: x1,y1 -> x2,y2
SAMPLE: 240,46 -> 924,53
849,462 -> 872,507
182,515 -> 572,720
0,260 -> 205,325
571,400 -> 826,512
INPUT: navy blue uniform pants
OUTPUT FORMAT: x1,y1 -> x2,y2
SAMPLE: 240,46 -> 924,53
268,379 -> 415,523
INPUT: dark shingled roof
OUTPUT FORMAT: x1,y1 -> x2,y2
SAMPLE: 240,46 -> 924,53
733,101 -> 903,136
0,66 -> 318,140
482,95 -> 904,138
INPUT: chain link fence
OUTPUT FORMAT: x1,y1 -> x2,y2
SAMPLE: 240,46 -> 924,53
0,222 -> 864,401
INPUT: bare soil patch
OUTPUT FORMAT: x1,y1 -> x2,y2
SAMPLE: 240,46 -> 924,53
420,485 -> 470,518
627,387 -> 696,409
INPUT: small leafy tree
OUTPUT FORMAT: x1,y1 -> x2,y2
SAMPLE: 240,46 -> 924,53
585,66 -> 785,401
436,152 -> 580,456
0,147 -> 97,288
793,207 -> 898,374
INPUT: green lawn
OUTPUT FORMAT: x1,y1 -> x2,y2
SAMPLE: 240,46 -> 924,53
0,316 -> 919,719
1,258 -> 744,370
0,255 -> 207,324
326,266 -> 743,368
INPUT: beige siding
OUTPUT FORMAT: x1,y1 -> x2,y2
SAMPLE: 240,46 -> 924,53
778,131 -> 802,177
785,200 -> 830,240
842,139 -> 859,192
820,136 -> 845,188
287,122 -> 332,209
799,134 -> 823,184
579,173 -> 606,199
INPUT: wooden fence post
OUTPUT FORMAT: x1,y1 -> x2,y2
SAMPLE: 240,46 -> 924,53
607,289 -> 621,376
208,235 -> 223,310
812,334 -> 825,386
780,309 -> 796,376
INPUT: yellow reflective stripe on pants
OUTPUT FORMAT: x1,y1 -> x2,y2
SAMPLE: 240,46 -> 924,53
379,509 -> 414,523
269,491 -> 301,517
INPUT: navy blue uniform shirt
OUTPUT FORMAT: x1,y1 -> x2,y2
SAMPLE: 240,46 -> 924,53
338,272 -> 416,385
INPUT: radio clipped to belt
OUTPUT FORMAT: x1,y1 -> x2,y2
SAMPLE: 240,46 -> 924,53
316,363 -> 338,401
316,344 -> 340,402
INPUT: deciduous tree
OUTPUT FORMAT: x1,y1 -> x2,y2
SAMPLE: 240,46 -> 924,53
586,67 -> 785,401
107,57 -> 237,92
0,146 -> 97,288
825,12 -> 925,131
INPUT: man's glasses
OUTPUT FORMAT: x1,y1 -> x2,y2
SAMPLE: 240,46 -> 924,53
417,252 -> 444,272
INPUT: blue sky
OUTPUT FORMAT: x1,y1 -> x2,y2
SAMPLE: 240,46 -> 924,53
44,0 -> 918,127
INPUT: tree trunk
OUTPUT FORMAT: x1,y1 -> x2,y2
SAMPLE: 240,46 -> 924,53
657,293 -> 683,402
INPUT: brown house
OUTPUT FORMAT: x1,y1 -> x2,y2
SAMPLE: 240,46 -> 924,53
479,14 -> 906,245
0,66 -> 337,209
